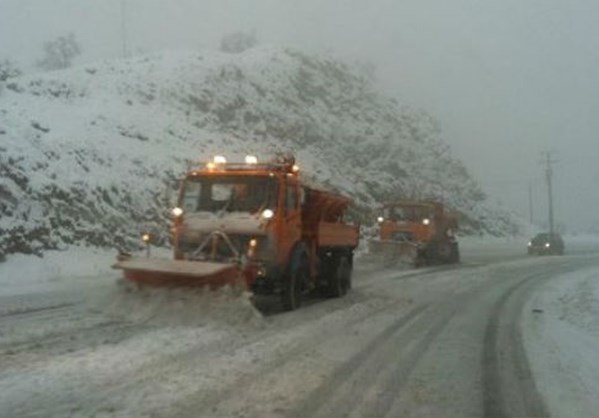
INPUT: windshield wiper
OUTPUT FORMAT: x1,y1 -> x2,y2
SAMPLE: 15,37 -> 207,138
217,191 -> 235,218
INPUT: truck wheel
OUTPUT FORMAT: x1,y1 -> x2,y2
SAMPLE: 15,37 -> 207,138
282,255 -> 307,311
413,247 -> 426,267
449,242 -> 460,264
422,243 -> 437,265
437,242 -> 452,264
328,256 -> 350,298
346,257 -> 353,290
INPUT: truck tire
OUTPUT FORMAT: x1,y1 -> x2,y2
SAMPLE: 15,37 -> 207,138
282,252 -> 307,311
328,256 -> 350,298
449,242 -> 460,264
437,242 -> 452,264
346,256 -> 353,290
422,242 -> 437,265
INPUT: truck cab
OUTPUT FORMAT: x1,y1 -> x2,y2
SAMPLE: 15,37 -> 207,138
373,200 -> 459,265
171,154 -> 359,309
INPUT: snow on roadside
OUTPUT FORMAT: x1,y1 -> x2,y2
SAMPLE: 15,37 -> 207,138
523,265 -> 599,417
459,233 -> 599,265
0,246 -> 178,297
0,246 -> 119,296
563,234 -> 599,254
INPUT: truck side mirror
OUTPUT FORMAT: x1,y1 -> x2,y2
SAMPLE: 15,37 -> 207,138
166,179 -> 181,207
299,188 -> 306,207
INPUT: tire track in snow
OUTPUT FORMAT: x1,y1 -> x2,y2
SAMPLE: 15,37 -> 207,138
362,305 -> 458,418
286,304 -> 434,418
0,302 -> 75,319
482,274 -> 537,418
481,263 -> 587,418
0,320 -> 150,371
169,296 -> 411,417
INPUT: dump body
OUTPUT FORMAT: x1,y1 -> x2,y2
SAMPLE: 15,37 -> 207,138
370,200 -> 459,265
317,222 -> 359,247
114,155 -> 359,309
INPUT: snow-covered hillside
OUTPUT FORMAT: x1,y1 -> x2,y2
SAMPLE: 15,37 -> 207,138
0,46 -> 517,256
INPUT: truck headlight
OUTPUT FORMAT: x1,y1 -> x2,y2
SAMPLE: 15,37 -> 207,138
247,238 -> 258,257
261,209 -> 274,220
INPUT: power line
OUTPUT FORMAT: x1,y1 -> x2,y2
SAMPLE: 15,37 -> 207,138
529,181 -> 534,224
483,176 -> 544,187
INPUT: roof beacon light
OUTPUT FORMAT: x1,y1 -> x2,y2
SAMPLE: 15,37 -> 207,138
245,155 -> 258,164
214,155 -> 227,164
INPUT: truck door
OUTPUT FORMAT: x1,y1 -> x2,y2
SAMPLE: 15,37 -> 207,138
280,177 -> 302,265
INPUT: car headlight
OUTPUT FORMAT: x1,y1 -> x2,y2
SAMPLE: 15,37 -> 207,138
545,242 -> 551,248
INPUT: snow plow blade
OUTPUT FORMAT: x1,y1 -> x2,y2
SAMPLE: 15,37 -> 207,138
113,258 -> 244,289
368,239 -> 419,266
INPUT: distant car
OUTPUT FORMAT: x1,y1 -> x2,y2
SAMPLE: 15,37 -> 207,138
527,232 -> 565,255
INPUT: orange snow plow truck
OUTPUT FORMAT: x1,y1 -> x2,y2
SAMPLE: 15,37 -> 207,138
114,154 -> 359,310
369,200 -> 459,266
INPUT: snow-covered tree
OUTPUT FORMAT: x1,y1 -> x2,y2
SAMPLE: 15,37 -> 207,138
355,60 -> 377,83
36,33 -> 82,71
220,30 -> 257,54
0,59 -> 21,82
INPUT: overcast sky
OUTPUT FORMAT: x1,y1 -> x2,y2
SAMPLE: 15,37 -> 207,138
1,0 -> 598,232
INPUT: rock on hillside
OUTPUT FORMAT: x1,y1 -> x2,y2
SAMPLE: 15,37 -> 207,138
0,46 -> 517,256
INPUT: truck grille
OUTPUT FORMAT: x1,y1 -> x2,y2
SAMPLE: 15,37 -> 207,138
179,234 -> 256,261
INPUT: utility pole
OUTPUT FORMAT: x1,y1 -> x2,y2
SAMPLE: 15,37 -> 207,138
542,151 -> 558,234
528,181 -> 534,224
121,0 -> 128,58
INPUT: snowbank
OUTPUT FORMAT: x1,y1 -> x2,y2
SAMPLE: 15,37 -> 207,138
523,264 -> 599,417
0,246 -> 117,295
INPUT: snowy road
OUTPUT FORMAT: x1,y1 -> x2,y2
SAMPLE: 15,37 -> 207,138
1,241 -> 599,417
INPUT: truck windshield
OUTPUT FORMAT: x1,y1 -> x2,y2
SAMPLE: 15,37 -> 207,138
180,175 -> 277,215
385,206 -> 432,222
